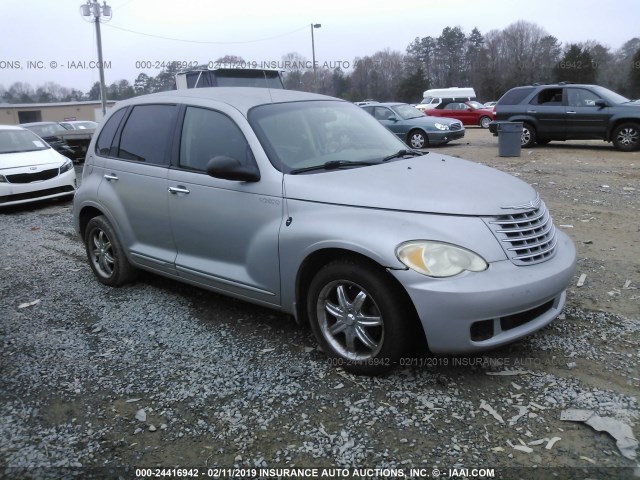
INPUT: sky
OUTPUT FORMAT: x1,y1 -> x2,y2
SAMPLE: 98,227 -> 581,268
1,0 -> 639,93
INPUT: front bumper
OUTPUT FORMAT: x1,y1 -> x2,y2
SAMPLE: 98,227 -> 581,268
390,230 -> 576,353
428,128 -> 465,146
0,169 -> 77,207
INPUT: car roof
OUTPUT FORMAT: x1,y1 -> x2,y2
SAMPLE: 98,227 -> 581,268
0,124 -> 27,131
114,87 -> 341,115
523,83 -> 599,89
361,102 -> 405,107
20,122 -> 59,127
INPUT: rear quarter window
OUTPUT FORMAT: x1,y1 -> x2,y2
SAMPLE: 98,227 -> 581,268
96,108 -> 127,156
498,87 -> 536,106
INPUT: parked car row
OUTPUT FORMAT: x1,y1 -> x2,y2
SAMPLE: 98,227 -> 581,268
361,103 -> 465,148
490,83 -> 640,151
21,121 -> 97,161
0,125 -> 77,207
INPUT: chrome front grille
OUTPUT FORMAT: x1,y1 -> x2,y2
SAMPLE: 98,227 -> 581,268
485,200 -> 557,265
450,122 -> 462,131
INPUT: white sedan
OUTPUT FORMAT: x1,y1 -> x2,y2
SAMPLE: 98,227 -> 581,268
0,125 -> 77,207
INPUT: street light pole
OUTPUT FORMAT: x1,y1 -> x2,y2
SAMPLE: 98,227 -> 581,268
81,0 -> 112,117
310,23 -> 321,91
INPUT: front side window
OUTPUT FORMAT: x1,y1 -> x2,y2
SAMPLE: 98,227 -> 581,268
116,105 -> 176,165
179,107 -> 251,171
566,88 -> 602,107
373,107 -> 395,121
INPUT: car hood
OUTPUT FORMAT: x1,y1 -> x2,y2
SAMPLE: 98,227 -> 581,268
284,153 -> 537,216
0,148 -> 67,171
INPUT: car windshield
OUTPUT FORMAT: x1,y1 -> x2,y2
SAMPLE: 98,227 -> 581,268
0,129 -> 50,155
249,100 -> 407,173
391,104 -> 425,120
592,86 -> 631,104
467,101 -> 485,109
25,123 -> 67,137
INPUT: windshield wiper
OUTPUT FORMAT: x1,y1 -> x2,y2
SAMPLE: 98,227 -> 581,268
382,149 -> 425,162
289,160 -> 377,174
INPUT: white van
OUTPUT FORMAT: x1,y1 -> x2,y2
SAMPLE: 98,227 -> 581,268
416,87 -> 476,111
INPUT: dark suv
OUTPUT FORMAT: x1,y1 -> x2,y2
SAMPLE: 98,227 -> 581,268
490,83 -> 640,151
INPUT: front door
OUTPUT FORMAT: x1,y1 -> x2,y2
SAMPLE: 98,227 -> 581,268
168,106 -> 283,306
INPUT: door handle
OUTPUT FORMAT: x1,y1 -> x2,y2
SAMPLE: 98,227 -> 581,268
527,110 -> 536,113
566,111 -> 577,114
168,186 -> 190,194
104,174 -> 118,181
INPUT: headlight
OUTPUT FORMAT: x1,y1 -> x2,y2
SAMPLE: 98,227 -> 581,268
59,159 -> 74,174
396,241 -> 488,278
434,123 -> 450,131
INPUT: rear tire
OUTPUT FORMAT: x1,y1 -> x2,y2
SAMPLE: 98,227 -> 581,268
85,215 -> 137,287
479,116 -> 491,129
307,259 -> 413,375
521,123 -> 537,148
612,123 -> 640,151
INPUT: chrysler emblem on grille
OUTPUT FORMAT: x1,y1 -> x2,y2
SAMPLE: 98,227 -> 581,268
501,193 -> 541,210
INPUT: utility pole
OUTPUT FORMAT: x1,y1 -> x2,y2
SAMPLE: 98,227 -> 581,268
311,23 -> 321,92
81,0 -> 112,117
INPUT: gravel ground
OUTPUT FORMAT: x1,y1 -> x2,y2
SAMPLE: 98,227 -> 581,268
1,131 -> 639,479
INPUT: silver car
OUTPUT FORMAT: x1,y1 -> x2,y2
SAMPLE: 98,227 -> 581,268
73,88 -> 576,374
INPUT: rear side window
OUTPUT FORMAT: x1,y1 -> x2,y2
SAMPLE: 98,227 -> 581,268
116,105 -> 177,165
498,87 -> 536,106
179,107 -> 251,172
96,108 -> 127,156
531,88 -> 563,105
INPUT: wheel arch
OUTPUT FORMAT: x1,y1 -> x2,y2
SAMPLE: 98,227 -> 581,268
607,117 -> 640,141
78,205 -> 106,241
294,248 -> 425,346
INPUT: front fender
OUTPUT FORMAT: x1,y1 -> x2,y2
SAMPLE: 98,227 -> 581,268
278,199 -> 506,316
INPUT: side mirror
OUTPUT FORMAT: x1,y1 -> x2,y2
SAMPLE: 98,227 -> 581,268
206,155 -> 260,182
387,116 -> 398,122
594,99 -> 607,108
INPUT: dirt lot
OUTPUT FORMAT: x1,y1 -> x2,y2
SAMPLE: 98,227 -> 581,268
1,129 -> 638,479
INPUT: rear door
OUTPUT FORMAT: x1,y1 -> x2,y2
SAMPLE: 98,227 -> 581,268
97,104 -> 179,275
527,87 -> 566,139
167,105 -> 283,306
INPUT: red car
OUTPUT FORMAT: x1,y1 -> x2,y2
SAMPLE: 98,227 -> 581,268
424,101 -> 495,128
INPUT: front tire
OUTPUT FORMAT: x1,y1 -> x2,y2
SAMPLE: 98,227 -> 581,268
307,259 -> 412,375
408,130 -> 428,149
85,215 -> 137,287
521,123 -> 537,148
479,116 -> 491,129
612,123 -> 640,151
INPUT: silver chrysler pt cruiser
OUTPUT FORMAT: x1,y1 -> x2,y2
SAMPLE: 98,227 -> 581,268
73,88 -> 576,374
